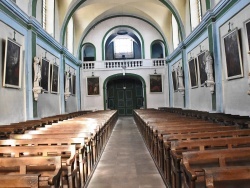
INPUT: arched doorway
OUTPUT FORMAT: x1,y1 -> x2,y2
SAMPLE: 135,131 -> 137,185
104,74 -> 146,116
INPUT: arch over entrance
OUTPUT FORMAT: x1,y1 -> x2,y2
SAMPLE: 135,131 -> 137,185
103,73 -> 147,116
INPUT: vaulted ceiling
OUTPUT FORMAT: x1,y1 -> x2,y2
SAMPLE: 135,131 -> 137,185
59,0 -> 187,50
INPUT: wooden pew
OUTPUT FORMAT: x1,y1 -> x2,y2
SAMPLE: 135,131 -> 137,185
0,174 -> 40,188
204,166 -> 250,188
169,137 -> 250,188
160,129 -> 250,181
181,148 -> 250,188
0,145 -> 79,188
0,156 -> 61,188
0,138 -> 88,187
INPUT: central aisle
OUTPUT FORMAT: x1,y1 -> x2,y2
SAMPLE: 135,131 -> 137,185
87,117 -> 166,188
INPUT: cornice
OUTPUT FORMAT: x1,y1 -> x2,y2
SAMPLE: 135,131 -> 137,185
167,0 -> 236,60
0,0 -> 79,66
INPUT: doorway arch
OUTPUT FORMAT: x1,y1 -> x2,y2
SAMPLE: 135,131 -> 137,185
103,73 -> 147,115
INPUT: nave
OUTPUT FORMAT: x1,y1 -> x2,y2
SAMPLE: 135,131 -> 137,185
87,117 -> 166,188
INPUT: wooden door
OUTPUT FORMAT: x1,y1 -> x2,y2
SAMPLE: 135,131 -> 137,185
107,78 -> 143,116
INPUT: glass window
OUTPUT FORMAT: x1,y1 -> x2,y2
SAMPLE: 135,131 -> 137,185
172,15 -> 179,49
114,36 -> 134,59
42,0 -> 54,36
190,0 -> 202,30
66,17 -> 74,54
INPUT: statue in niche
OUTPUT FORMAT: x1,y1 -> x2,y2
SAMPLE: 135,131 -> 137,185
32,57 -> 43,101
204,50 -> 215,94
64,71 -> 71,101
177,64 -> 185,95
33,57 -> 41,87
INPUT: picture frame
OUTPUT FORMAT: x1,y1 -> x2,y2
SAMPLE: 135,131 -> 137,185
3,38 -> 22,88
245,19 -> 250,52
71,74 -> 76,95
197,51 -> 207,86
223,28 -> 243,80
41,57 -> 50,92
172,70 -> 178,91
50,64 -> 59,94
188,57 -> 198,88
87,77 -> 100,95
149,74 -> 163,93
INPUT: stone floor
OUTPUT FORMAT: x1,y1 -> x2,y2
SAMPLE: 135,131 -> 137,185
87,117 -> 166,188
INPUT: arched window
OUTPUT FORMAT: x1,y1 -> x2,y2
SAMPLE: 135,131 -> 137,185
151,41 -> 164,59
42,0 -> 55,36
172,15 -> 179,50
105,30 -> 142,60
66,17 -> 74,54
82,43 -> 96,61
189,0 -> 202,30
113,36 -> 134,59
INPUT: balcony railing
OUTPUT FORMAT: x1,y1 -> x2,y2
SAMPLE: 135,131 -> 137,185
82,58 -> 166,70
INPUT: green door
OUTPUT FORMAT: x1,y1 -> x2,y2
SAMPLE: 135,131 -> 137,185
107,77 -> 143,116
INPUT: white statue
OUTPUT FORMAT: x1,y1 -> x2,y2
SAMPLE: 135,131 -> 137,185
33,57 -> 41,87
32,57 -> 43,101
204,50 -> 215,94
64,71 -> 71,101
248,72 -> 250,95
177,64 -> 185,95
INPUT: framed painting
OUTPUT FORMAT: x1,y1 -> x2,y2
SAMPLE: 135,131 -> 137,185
172,70 -> 178,91
223,28 -> 243,80
197,51 -> 207,86
149,74 -> 162,93
3,38 -> 22,88
41,57 -> 50,92
71,74 -> 76,95
87,77 -> 100,95
245,19 -> 250,52
188,57 -> 198,88
50,64 -> 59,94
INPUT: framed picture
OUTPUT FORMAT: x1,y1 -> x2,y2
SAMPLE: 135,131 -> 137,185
71,74 -> 76,95
87,77 -> 100,95
149,74 -> 162,93
3,38 -> 22,88
223,28 -> 243,80
197,51 -> 207,86
50,64 -> 59,94
245,19 -> 250,52
172,70 -> 178,91
41,57 -> 50,92
188,57 -> 198,88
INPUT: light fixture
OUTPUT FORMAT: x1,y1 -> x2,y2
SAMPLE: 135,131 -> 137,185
154,69 -> 157,74
92,72 -> 94,77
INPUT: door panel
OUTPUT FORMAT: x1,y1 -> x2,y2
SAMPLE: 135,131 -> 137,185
107,78 -> 143,116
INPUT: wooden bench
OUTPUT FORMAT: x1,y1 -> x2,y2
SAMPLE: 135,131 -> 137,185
0,138 -> 88,187
160,129 -> 250,181
0,156 -> 61,188
182,148 -> 250,188
169,137 -> 250,188
0,174 -> 40,188
204,166 -> 250,188
0,145 -> 79,188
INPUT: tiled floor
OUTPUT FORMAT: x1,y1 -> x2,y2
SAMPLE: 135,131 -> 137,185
87,117 -> 166,188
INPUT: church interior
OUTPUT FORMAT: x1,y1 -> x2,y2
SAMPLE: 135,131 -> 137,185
0,0 -> 250,187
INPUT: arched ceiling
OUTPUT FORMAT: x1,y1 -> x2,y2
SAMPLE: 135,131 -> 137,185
59,0 -> 187,54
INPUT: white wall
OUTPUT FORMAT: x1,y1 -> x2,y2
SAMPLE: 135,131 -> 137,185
36,44 -> 60,118
186,38 -> 213,111
0,20 -> 27,125
218,3 -> 250,116
81,67 -> 167,111
82,17 -> 164,61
